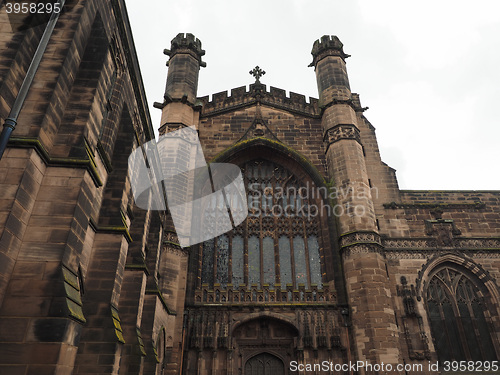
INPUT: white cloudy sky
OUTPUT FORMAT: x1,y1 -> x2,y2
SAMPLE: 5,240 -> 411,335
126,0 -> 500,190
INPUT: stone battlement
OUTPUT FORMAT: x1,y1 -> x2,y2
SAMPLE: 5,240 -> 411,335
164,32 -> 205,63
310,35 -> 350,66
312,35 -> 344,55
197,84 -> 320,117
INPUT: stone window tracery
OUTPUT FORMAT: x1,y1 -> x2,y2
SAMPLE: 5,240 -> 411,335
425,265 -> 498,362
200,159 -> 323,291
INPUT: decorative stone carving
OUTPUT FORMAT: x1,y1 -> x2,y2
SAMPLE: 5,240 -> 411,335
397,276 -> 431,360
383,202 -> 485,210
341,243 -> 383,257
163,231 -> 188,256
383,238 -> 437,249
324,124 -> 361,146
340,231 -> 381,248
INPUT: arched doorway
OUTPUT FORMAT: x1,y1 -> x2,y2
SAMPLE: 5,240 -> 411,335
234,316 -> 297,375
245,352 -> 285,375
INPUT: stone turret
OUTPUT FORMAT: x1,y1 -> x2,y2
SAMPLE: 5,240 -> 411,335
310,35 -> 375,233
310,35 -> 351,105
153,33 -> 207,375
156,33 -> 205,135
311,35 -> 401,372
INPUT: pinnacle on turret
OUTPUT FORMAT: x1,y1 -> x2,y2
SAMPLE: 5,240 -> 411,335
309,35 -> 350,67
163,33 -> 206,67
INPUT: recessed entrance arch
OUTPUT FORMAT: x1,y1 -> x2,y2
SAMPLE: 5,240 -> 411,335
245,352 -> 285,375
233,316 -> 296,375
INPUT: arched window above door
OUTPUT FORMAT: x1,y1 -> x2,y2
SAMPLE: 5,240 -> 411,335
199,159 -> 325,294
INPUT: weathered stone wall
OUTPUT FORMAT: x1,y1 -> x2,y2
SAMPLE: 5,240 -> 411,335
1,11 -> 499,374
0,1 -> 173,374
198,103 -> 325,173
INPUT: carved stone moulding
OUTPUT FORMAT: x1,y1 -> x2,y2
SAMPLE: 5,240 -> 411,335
383,238 -> 437,249
383,201 -> 486,210
339,230 -> 381,249
383,237 -> 500,251
340,243 -> 383,258
324,124 -> 361,148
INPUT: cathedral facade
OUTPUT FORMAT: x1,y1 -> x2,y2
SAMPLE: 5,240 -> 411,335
0,2 -> 499,375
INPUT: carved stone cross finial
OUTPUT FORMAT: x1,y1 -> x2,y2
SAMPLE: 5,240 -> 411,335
249,66 -> 266,83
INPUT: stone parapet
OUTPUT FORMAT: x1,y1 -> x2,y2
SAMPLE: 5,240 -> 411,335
164,33 -> 205,67
198,84 -> 320,118
310,35 -> 351,67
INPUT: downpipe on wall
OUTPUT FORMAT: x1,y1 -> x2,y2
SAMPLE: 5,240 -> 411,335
0,0 -> 67,160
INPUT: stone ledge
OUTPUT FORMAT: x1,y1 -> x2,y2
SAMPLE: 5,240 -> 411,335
89,217 -> 133,243
145,286 -> 177,316
8,136 -> 103,187
384,201 -> 486,210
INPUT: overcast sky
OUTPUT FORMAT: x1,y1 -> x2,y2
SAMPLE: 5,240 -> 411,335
126,0 -> 500,190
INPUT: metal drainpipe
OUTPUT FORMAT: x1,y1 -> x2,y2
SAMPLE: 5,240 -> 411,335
0,0 -> 67,160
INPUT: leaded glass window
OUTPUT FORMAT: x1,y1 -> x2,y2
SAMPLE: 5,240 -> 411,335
248,235 -> 260,285
216,235 -> 229,287
278,236 -> 292,286
308,235 -> 322,286
263,237 -> 275,287
201,238 -> 214,286
200,159 -> 324,290
425,266 -> 497,362
232,235 -> 244,286
293,236 -> 307,286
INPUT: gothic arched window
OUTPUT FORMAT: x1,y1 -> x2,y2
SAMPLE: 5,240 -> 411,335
425,265 -> 498,362
200,159 -> 323,291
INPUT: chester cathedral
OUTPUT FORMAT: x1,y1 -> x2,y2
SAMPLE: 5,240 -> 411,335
0,1 -> 499,375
